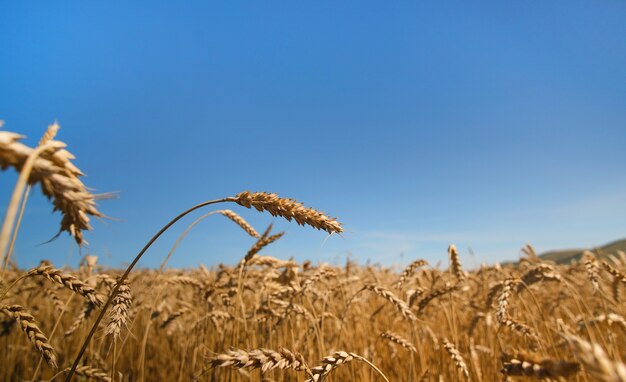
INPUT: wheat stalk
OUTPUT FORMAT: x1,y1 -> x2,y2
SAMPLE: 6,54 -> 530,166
2,123 -> 61,273
65,301 -> 96,337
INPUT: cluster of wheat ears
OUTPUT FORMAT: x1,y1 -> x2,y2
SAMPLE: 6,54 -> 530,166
1,122 -> 626,382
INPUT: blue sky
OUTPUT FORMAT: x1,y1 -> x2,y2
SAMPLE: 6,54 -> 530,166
1,1 -> 625,270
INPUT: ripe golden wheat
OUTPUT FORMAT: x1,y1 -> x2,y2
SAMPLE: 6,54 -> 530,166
2,123 -> 626,382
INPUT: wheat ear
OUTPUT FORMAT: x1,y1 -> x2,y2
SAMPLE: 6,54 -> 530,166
501,351 -> 579,378
395,259 -> 428,289
300,265 -> 335,293
59,366 -> 111,382
234,191 -> 343,234
167,275 -> 204,291
209,348 -> 310,375
362,284 -> 417,321
218,209 -> 260,238
27,264 -> 103,306
563,333 -> 626,382
448,244 -> 465,281
380,331 -> 417,352
519,264 -> 561,288
583,251 -> 600,291
417,284 -> 460,313
243,231 -> 285,263
67,192 -> 343,379
305,351 -> 388,382
105,278 -> 131,338
65,301 -> 96,337
443,338 -> 471,381
521,243 -> 540,262
496,278 -> 537,340
0,304 -> 57,368
602,261 -> 626,284
0,129 -> 107,246
248,255 -> 297,269
2,123 -> 60,272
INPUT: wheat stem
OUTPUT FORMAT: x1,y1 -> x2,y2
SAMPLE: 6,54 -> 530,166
65,197 -> 232,381
0,142 -> 60,271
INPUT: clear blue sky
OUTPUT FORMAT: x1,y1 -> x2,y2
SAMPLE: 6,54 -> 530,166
1,1 -> 625,269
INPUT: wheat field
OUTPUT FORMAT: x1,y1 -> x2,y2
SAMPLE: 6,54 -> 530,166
2,124 -> 626,382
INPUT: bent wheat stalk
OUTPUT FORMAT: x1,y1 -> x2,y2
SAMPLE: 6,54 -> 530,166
65,197 -> 229,380
158,209 -> 259,273
66,192 -> 342,381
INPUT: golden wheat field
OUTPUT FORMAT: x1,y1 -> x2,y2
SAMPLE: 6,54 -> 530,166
2,124 -> 626,382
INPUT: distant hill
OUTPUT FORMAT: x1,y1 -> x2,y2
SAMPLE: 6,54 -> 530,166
539,238 -> 626,264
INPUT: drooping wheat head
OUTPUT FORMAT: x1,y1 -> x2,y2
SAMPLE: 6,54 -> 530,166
27,263 -> 103,306
234,191 -> 343,235
0,304 -> 57,368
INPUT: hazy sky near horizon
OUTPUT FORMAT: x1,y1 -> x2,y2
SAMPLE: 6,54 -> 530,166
1,1 -> 625,269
